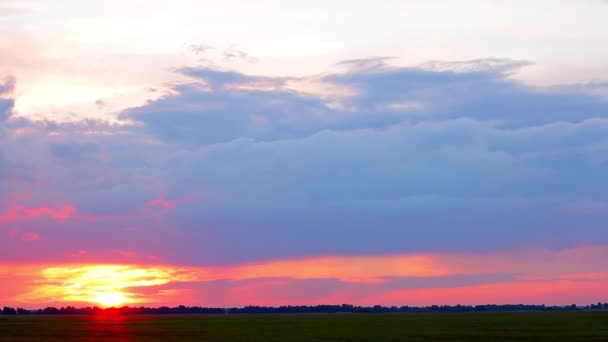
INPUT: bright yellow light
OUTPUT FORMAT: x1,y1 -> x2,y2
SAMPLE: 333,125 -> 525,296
19,264 -> 198,306
92,291 -> 128,307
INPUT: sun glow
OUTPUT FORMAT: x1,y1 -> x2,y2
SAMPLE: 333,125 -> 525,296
92,291 -> 129,307
8,246 -> 608,307
20,265 -> 191,307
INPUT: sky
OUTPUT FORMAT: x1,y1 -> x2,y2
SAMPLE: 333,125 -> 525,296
1,0 -> 608,308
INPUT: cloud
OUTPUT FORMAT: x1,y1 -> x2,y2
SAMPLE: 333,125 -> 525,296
124,58 -> 608,149
16,264 -> 195,305
365,278 -> 608,306
326,59 -> 607,128
0,75 -> 14,93
4,245 -> 608,306
0,204 -> 76,223
0,76 -> 15,121
1,58 -> 608,268
50,142 -> 100,160
0,1 -> 36,17
122,69 -> 328,145
189,43 -> 213,55
222,46 -> 258,63
0,152 -> 9,180
20,231 -> 39,241
336,56 -> 395,70
4,227 -> 40,242
418,57 -> 532,74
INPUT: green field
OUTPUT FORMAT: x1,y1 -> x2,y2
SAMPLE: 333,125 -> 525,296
1,311 -> 607,341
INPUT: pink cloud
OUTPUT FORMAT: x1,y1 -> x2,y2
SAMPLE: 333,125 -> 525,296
20,231 -> 40,241
144,195 -> 177,213
143,193 -> 208,215
112,250 -> 138,258
6,227 -> 20,237
1,245 -> 607,307
71,250 -> 88,258
364,279 -> 608,306
0,204 -> 76,223
4,227 -> 41,242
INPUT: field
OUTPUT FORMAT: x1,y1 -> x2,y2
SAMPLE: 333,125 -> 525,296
1,311 -> 607,341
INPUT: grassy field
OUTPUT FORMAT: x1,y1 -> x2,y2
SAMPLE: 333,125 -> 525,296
1,311 -> 607,341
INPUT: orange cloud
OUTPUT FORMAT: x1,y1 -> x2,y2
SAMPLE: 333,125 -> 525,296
208,245 -> 608,284
222,254 -> 449,283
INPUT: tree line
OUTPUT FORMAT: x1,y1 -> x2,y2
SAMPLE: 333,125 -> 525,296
2,303 -> 608,315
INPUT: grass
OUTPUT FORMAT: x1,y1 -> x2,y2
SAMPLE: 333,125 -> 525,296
0,311 -> 607,341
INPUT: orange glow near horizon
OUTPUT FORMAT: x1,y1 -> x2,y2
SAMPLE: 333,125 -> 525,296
15,265 -> 200,307
364,279 -> 608,306
1,245 -> 607,307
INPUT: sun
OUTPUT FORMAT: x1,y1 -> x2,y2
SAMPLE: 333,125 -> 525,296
92,291 -> 129,307
30,265 -> 178,307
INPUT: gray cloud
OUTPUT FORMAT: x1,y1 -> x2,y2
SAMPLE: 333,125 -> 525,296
0,76 -> 15,121
3,58 -> 608,264
222,46 -> 258,63
50,142 -> 100,160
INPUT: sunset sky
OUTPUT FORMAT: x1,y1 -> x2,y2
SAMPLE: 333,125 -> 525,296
1,0 -> 608,308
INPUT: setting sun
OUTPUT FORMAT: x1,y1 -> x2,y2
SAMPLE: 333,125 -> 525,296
92,291 -> 128,308
15,265 -> 189,307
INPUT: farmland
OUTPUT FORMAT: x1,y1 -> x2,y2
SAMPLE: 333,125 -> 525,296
1,311 -> 607,341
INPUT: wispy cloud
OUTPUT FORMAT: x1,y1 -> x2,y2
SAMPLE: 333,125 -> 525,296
0,205 -> 76,223
0,1 -> 38,17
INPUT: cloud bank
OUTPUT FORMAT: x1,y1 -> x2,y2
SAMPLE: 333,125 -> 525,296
1,58 -> 608,306
4,245 -> 608,307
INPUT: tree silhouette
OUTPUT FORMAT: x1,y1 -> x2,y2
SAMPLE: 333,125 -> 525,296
2,307 -> 16,315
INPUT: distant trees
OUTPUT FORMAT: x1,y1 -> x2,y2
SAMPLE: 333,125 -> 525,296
16,308 -> 30,315
1,303 -> 607,315
2,307 -> 16,315
586,302 -> 608,310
